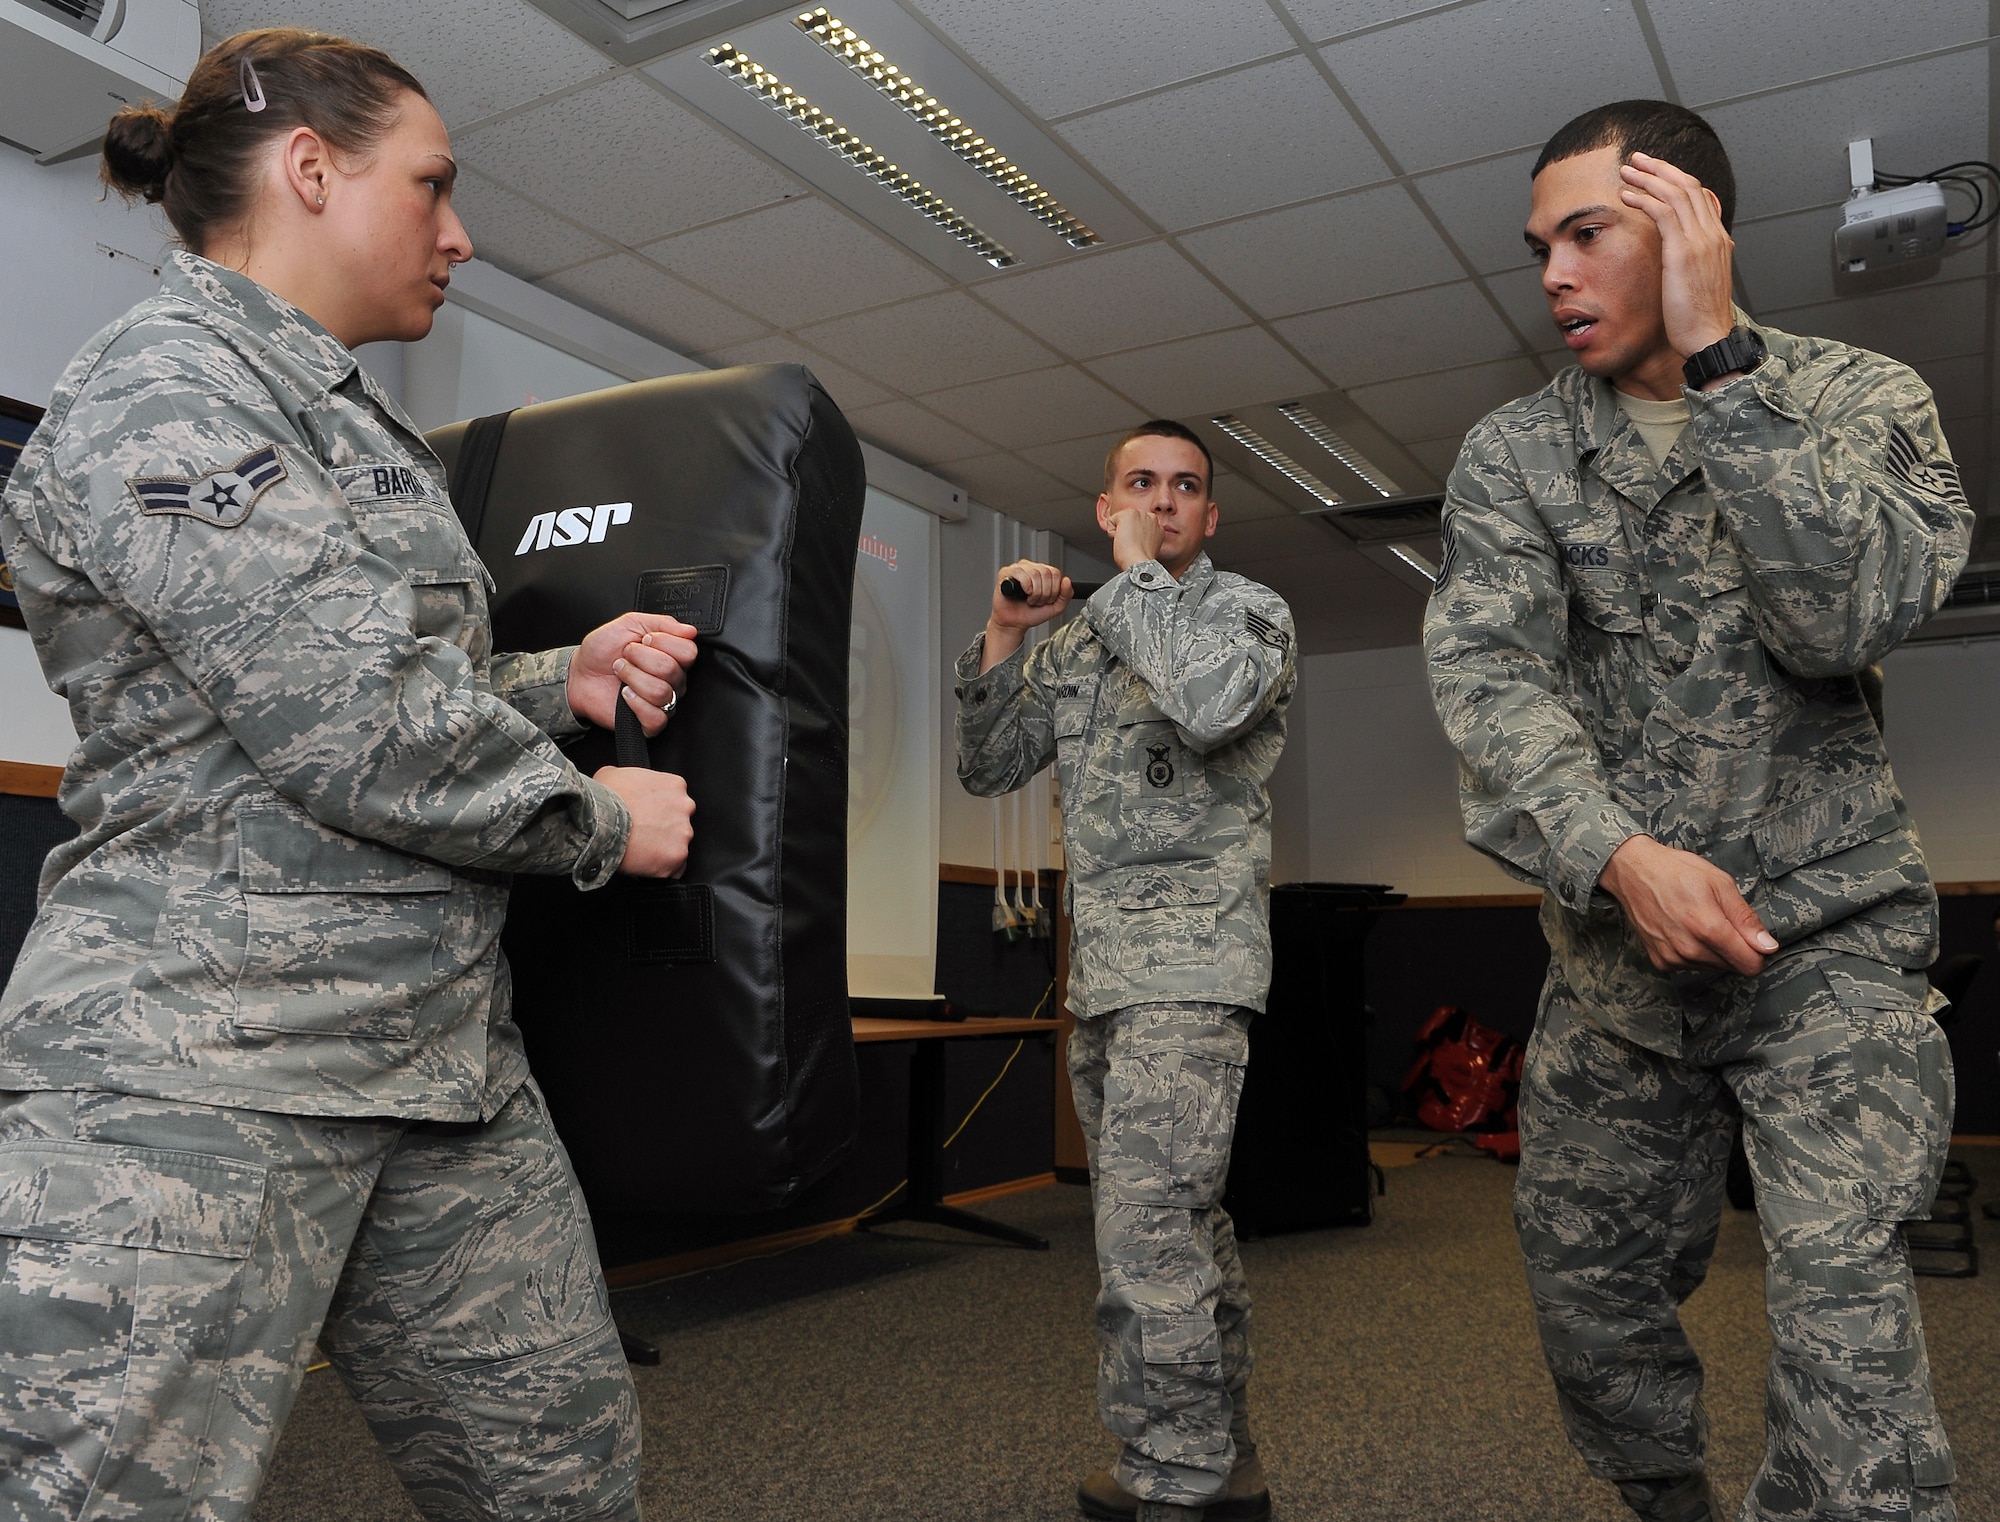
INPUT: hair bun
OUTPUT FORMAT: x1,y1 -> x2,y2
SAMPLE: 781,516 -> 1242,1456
101,105 -> 174,203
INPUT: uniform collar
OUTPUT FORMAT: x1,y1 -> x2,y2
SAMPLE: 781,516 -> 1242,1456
163,251 -> 360,390
1172,550 -> 1216,591
1572,304 -> 1756,512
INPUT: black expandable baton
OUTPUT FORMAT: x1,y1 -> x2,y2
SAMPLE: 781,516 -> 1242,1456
1000,577 -> 1102,601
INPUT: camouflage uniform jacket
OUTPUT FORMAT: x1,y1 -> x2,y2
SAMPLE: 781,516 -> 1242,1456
0,253 -> 630,1120
1425,316 -> 1973,1055
956,553 -> 1295,1018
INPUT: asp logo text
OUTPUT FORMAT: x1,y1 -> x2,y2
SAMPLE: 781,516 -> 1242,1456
514,502 -> 633,555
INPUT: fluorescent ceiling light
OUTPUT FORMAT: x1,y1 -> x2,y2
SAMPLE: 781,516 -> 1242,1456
1210,415 -> 1343,508
1386,542 -> 1438,583
1275,404 -> 1400,497
794,7 -> 1098,250
708,42 -> 1017,267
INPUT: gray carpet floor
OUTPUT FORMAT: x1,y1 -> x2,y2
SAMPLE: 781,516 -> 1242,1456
249,1151 -> 2000,1521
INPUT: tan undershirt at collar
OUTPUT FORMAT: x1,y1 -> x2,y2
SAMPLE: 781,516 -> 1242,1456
1615,389 -> 1691,470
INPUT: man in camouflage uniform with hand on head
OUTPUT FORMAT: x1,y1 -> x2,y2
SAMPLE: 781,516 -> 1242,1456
1425,101 -> 1972,1521
956,420 -> 1294,1522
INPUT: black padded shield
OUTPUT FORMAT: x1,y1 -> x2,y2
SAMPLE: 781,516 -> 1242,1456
429,364 -> 863,1213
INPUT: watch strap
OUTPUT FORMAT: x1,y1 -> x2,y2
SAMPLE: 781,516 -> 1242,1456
1683,327 -> 1765,389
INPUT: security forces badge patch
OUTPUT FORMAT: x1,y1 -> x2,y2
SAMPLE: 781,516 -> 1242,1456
1145,742 -> 1176,789
129,445 -> 287,527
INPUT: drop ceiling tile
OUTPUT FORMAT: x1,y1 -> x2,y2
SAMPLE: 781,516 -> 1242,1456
1732,208 -> 1844,315
449,171 -> 609,281
1766,277 -> 1988,368
1414,150 -> 1542,275
1910,355 -> 1988,422
1182,184 -> 1463,319
1059,55 -> 1388,230
797,292 -> 1060,393
1484,264 -> 1560,348
461,75 -> 801,247
1324,0 -> 1661,172
1650,0 -> 1987,107
1284,0 -> 1458,42
844,399 -> 996,464
1020,432 -> 1127,494
1210,514 -> 1342,562
198,0 -> 613,128
1212,468 -> 1306,524
1276,282 -> 1521,388
1347,355 -> 1546,442
1706,50 -> 1988,222
942,453 -> 1077,510
923,368 -> 1139,451
643,199 -> 946,330
977,243 -> 1247,359
1404,436 -> 1466,484
699,337 -> 896,412
905,0 -> 1296,119
538,255 -> 768,354
1011,499 -> 1108,544
1086,328 -> 1325,419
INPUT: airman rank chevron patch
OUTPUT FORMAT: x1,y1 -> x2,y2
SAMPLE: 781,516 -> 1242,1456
129,445 -> 287,527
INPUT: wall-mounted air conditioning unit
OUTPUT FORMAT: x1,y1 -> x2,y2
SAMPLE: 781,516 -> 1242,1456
0,0 -> 199,164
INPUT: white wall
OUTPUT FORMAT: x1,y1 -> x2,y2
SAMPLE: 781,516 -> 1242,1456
1293,637 -> 2000,900
0,147 -> 169,412
1297,644 -> 1520,898
1880,639 -> 2000,883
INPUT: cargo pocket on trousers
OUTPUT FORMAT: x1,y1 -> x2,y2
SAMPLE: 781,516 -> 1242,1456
1907,1426 -> 1955,1520
0,1139 -> 265,1507
1824,964 -> 1954,1222
1136,1312 -> 1228,1464
1100,1046 -> 1246,1210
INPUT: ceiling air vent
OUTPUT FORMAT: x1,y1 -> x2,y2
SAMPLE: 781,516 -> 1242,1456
523,0 -> 801,64
22,0 -> 105,33
1310,496 -> 1443,544
1943,564 -> 2000,610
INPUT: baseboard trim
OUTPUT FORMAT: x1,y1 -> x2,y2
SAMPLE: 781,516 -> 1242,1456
604,1172 -> 1058,1289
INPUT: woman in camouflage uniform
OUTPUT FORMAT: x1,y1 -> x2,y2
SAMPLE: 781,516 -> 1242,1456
0,30 -> 696,1521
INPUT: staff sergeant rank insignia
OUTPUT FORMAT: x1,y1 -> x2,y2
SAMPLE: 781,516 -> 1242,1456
129,445 -> 287,528
1245,609 -> 1291,651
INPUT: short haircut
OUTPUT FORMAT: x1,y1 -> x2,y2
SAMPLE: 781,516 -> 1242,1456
1102,419 -> 1214,495
1533,99 -> 1736,230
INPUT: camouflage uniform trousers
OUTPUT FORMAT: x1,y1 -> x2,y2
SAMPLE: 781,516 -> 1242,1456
1517,947 -> 1955,1521
1068,1001 -> 1254,1507
0,1078 -> 640,1522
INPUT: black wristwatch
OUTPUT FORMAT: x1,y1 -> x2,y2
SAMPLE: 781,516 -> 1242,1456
1682,327 -> 1765,390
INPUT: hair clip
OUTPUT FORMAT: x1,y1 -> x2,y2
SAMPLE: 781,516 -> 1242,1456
240,57 -> 268,113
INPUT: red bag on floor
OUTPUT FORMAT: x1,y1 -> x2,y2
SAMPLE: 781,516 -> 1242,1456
1401,1006 -> 1522,1159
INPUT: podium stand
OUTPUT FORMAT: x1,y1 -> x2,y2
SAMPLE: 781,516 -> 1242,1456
1222,882 -> 1403,1236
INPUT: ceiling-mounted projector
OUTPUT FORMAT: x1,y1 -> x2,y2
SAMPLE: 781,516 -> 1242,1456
1834,138 -> 1954,293
0,0 -> 199,164
1837,182 -> 1948,281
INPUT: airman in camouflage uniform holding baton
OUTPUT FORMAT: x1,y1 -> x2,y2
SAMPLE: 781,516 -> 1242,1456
956,421 -> 1294,1522
0,32 -> 698,1521
1425,102 -> 1972,1522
